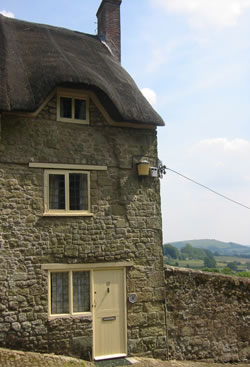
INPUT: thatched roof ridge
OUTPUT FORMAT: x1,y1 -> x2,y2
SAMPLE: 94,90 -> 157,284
0,15 -> 164,126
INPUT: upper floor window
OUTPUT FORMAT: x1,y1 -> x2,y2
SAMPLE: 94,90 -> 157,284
44,170 -> 90,215
57,90 -> 89,124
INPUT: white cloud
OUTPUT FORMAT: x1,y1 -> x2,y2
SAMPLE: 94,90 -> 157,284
189,138 -> 250,186
0,10 -> 15,18
191,138 -> 250,155
141,88 -> 157,106
153,0 -> 250,28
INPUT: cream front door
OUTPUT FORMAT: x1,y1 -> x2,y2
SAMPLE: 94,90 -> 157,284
93,269 -> 126,360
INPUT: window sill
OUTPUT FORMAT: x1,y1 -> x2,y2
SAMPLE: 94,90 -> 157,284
48,313 -> 92,321
57,118 -> 89,125
43,212 -> 94,217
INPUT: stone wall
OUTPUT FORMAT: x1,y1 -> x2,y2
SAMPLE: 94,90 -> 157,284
165,266 -> 250,362
0,93 -> 165,359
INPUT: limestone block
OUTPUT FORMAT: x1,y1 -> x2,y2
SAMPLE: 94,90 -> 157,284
22,321 -> 31,330
128,339 -> 144,354
65,246 -> 78,257
140,326 -> 164,338
72,336 -> 92,360
143,302 -> 163,313
5,315 -> 17,323
11,322 -> 21,331
181,326 -> 195,336
128,313 -> 147,327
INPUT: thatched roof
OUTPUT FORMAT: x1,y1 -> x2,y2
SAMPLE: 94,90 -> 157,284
0,15 -> 164,126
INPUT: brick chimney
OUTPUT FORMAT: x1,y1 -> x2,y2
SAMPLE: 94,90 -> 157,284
96,0 -> 122,63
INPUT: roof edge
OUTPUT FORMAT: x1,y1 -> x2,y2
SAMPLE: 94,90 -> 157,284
2,87 -> 164,128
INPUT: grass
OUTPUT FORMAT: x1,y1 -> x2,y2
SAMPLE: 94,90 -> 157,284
214,255 -> 249,263
167,259 -> 204,269
165,255 -> 250,276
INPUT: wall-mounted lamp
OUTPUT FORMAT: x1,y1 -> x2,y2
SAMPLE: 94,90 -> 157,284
137,159 -> 150,177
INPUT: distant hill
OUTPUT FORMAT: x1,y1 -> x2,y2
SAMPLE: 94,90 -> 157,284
168,239 -> 250,256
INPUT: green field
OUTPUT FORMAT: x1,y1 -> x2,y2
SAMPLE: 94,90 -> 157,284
214,255 -> 248,263
166,259 -> 203,268
165,256 -> 250,271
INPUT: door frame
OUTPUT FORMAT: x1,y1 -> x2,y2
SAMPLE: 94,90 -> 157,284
92,267 -> 127,360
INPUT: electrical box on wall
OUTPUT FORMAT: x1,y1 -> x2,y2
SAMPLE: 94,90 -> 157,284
150,167 -> 159,178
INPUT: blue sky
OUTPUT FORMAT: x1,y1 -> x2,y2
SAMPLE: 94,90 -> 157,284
2,0 -> 250,246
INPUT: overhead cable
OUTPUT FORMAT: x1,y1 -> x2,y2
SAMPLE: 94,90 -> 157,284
165,167 -> 250,210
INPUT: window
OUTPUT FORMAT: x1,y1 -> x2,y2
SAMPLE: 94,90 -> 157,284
44,170 -> 90,215
57,92 -> 89,124
50,271 -> 90,316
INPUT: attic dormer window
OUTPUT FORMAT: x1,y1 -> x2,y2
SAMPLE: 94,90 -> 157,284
57,90 -> 89,124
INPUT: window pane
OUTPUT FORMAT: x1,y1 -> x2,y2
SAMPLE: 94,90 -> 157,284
69,173 -> 88,210
51,272 -> 69,314
60,97 -> 72,118
73,272 -> 90,312
75,99 -> 86,120
49,174 -> 65,209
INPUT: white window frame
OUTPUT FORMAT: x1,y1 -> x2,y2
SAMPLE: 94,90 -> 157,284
44,169 -> 91,216
57,89 -> 89,124
48,269 -> 92,318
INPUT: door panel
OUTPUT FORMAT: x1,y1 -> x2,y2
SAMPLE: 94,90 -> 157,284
93,269 -> 126,359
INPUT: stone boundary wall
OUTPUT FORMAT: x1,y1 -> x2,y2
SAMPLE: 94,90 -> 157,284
165,266 -> 250,362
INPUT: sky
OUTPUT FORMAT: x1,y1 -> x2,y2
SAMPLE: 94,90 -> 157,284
1,0 -> 250,246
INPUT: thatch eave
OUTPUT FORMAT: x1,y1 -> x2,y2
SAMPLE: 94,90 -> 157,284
0,15 -> 165,126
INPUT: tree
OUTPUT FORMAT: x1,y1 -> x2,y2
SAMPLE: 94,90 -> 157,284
204,255 -> 216,268
181,243 -> 206,260
163,244 -> 180,259
192,247 -> 207,259
181,244 -> 193,259
222,267 -> 233,275
238,271 -> 250,278
204,249 -> 214,257
227,262 -> 238,271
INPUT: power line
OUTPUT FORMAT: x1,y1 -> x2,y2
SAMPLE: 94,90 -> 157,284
165,167 -> 250,210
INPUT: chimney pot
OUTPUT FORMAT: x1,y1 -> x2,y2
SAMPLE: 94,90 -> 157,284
97,0 -> 122,63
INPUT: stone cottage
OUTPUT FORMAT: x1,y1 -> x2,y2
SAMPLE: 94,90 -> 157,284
0,0 -> 166,360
